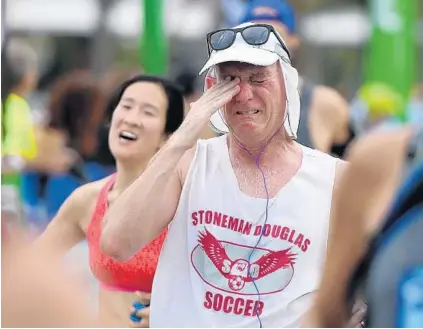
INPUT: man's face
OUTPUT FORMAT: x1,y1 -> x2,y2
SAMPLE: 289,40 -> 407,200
217,62 -> 287,143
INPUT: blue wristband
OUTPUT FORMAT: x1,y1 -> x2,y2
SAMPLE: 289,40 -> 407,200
130,302 -> 146,323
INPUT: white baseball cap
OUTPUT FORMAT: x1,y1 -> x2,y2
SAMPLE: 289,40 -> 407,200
199,22 -> 300,139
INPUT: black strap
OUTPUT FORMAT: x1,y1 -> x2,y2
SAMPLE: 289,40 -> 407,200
297,79 -> 314,148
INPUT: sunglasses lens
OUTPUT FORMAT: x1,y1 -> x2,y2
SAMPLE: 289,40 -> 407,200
242,26 -> 270,45
210,30 -> 236,51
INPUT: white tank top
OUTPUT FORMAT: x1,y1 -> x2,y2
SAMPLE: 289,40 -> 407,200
151,135 -> 338,328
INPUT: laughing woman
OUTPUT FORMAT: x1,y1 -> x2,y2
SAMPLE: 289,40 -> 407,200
33,75 -> 184,327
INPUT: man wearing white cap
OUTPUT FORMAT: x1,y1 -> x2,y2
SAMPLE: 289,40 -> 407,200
101,22 -> 347,327
236,0 -> 353,158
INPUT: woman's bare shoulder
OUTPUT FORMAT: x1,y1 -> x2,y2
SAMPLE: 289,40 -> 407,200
64,176 -> 114,217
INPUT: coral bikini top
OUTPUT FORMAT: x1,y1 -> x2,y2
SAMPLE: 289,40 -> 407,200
87,174 -> 167,293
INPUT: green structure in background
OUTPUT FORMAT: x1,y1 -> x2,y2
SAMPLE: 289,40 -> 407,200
139,0 -> 168,75
363,0 -> 419,122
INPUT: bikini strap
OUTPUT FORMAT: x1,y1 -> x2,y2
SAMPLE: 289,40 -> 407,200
90,173 -> 117,224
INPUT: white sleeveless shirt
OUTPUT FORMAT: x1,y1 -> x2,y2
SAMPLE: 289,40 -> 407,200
151,135 -> 338,328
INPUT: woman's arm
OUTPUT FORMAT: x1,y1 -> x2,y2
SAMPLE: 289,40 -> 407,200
33,184 -> 96,258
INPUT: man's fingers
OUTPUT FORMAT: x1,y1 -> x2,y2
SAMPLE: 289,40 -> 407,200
217,85 -> 240,107
208,77 -> 239,95
208,83 -> 240,110
192,77 -> 239,113
219,77 -> 240,93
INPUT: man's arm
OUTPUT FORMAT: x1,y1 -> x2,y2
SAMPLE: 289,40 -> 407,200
101,77 -> 240,261
310,86 -> 350,153
101,143 -> 194,261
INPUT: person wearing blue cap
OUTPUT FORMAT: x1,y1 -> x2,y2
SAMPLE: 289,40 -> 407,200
240,0 -> 353,157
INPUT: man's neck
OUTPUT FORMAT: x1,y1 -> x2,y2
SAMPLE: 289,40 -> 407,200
227,130 -> 298,167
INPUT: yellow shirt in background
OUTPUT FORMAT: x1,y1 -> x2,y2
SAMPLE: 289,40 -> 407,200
2,93 -> 38,159
1,93 -> 38,188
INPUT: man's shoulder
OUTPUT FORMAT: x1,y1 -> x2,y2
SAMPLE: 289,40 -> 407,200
300,143 -> 339,162
179,135 -> 226,184
299,144 -> 343,184
191,135 -> 227,158
196,134 -> 226,146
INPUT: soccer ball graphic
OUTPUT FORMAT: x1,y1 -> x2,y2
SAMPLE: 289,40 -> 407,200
228,276 -> 245,291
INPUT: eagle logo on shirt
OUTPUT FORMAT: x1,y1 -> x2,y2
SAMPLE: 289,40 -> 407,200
198,229 -> 296,291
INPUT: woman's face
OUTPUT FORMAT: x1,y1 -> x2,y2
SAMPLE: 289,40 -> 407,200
108,81 -> 168,163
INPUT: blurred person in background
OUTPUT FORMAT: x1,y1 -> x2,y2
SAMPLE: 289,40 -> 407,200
2,39 -> 40,226
238,0 -> 353,157
101,66 -> 144,98
25,70 -> 118,310
350,83 -> 404,134
305,125 -> 423,327
351,82 -> 423,135
408,83 -> 423,127
175,71 -> 202,111
1,39 -> 38,174
34,75 -> 184,327
1,39 -> 75,226
220,0 -> 252,27
2,222 -> 98,327
33,70 -> 113,223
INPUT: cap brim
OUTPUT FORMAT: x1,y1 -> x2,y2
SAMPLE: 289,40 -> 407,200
199,46 -> 279,75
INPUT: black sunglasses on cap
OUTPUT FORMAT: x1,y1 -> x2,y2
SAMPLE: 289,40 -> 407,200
206,24 -> 292,62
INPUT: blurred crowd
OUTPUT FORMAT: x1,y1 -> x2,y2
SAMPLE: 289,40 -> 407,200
1,0 -> 422,327
3,0 -> 421,229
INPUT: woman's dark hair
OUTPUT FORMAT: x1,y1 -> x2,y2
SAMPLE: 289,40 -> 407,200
104,74 -> 185,134
47,70 -> 106,157
94,74 -> 185,165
